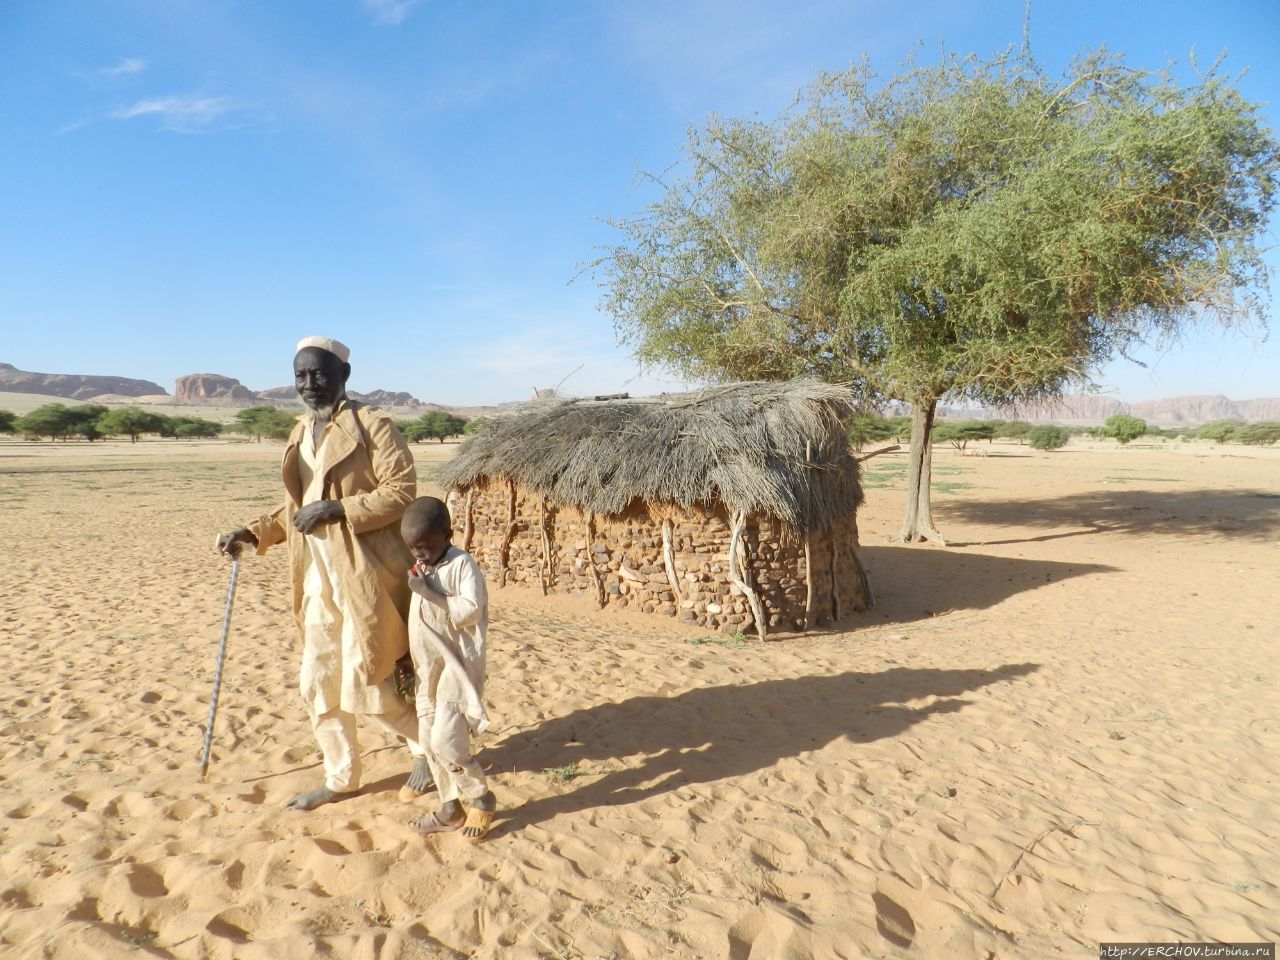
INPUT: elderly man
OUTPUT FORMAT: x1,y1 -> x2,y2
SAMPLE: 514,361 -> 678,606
217,336 -> 433,810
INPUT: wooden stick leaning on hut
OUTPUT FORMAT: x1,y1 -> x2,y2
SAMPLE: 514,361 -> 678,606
803,441 -> 815,632
586,512 -> 605,609
537,495 -> 553,595
461,488 -> 475,552
728,511 -> 768,641
498,479 -> 517,587
661,518 -> 684,605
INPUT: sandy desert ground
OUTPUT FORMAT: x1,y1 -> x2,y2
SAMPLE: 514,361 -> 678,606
0,436 -> 1276,959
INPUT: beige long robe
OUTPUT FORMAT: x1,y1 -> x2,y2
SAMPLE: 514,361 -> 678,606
247,399 -> 416,708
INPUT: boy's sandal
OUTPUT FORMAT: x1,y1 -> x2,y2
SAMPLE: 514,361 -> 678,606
410,811 -> 462,834
460,808 -> 494,843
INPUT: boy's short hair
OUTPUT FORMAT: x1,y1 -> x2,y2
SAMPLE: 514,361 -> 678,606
403,496 -> 452,536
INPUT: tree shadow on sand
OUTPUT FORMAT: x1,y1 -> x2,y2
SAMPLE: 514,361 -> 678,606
938,488 -> 1280,546
486,664 -> 1038,832
845,548 -> 1114,629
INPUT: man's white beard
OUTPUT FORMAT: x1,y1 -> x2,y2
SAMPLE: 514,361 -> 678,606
306,392 -> 345,422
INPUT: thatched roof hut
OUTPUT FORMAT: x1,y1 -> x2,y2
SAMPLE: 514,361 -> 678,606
441,380 -> 870,637
442,380 -> 863,530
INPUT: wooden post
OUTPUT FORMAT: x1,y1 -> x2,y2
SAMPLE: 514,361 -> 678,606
537,495 -> 553,595
728,511 -> 768,641
830,528 -> 842,623
499,479 -> 517,587
802,441 -> 815,632
661,518 -> 684,605
586,512 -> 605,609
461,488 -> 475,552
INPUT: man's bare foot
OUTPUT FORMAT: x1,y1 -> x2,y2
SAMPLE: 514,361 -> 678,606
285,786 -> 353,811
410,799 -> 464,834
398,758 -> 436,802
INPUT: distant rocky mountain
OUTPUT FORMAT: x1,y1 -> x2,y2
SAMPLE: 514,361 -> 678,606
938,393 -> 1278,427
1235,397 -> 1280,421
11,359 -> 1268,427
0,362 -> 168,401
174,373 -> 256,404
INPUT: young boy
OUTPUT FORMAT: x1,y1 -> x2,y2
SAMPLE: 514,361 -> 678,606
400,496 -> 496,841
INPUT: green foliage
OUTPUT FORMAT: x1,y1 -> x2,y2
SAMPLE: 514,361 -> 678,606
1195,420 -> 1242,443
232,406 -> 297,442
1027,425 -> 1070,450
994,420 -> 1034,442
15,403 -> 107,441
543,762 -> 580,784
931,419 -> 995,451
596,48 -> 1278,540
0,409 -> 16,434
402,411 -> 468,443
1235,421 -> 1280,445
847,412 -> 895,451
1100,414 -> 1148,444
98,406 -> 165,442
173,418 -> 222,439
462,416 -> 490,436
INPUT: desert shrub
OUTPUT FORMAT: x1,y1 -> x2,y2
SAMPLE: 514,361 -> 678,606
995,420 -> 1034,442
231,406 -> 297,442
1235,421 -> 1280,445
932,420 -> 995,451
1027,425 -> 1069,450
16,403 -> 107,441
0,410 -> 16,434
98,407 -> 166,442
1194,420 -> 1242,444
1100,414 -> 1148,444
848,412 -> 895,451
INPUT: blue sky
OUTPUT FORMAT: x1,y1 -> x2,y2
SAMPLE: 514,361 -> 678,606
2,0 -> 1278,405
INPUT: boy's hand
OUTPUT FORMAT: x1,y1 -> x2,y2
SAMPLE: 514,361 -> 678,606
407,563 -> 434,597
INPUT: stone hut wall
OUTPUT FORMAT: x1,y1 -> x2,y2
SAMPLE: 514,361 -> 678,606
447,477 -> 868,635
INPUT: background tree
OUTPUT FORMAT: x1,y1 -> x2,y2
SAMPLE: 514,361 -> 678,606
1195,420 -> 1241,444
231,406 -> 297,442
1100,414 -> 1148,445
1235,421 -> 1280,445
402,411 -> 468,443
14,403 -> 106,441
0,410 -> 14,434
931,420 -> 995,452
157,415 -> 222,439
462,416 -> 491,436
847,412 -> 895,451
994,420 -> 1034,444
1027,425 -> 1069,450
597,50 -> 1278,544
98,407 -> 165,443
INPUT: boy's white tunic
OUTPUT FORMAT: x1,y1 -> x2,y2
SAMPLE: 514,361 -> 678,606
409,545 -> 490,803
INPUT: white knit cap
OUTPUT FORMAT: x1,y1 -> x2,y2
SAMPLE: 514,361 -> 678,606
295,336 -> 351,362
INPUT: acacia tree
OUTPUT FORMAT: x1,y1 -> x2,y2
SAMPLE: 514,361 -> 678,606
596,50 -> 1277,543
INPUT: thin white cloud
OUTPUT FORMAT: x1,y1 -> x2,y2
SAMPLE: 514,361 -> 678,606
110,94 -> 248,133
360,0 -> 423,26
99,57 -> 147,78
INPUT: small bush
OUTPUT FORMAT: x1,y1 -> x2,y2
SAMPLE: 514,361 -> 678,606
1027,425 -> 1069,450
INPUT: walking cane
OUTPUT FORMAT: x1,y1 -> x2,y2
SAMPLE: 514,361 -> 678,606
200,553 -> 240,780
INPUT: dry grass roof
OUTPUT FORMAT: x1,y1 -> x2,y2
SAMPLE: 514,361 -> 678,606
440,380 -> 862,531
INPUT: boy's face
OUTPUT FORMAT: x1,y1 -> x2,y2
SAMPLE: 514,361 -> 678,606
403,523 -> 451,566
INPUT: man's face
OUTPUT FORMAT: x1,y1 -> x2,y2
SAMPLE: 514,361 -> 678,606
294,348 -> 349,415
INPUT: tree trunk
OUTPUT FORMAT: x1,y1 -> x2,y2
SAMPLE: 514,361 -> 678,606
897,397 -> 946,545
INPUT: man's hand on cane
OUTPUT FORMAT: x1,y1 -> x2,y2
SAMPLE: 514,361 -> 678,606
216,529 -> 256,559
